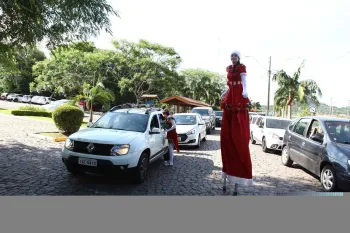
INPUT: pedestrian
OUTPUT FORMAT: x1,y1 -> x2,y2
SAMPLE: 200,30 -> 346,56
162,109 -> 180,166
220,50 -> 253,195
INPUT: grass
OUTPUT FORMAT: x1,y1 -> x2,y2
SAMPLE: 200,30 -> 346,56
0,108 -> 88,128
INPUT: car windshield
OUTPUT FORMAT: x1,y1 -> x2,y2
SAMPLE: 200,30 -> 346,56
266,119 -> 291,129
173,115 -> 197,125
325,121 -> 350,144
215,111 -> 223,116
192,109 -> 209,116
92,112 -> 149,132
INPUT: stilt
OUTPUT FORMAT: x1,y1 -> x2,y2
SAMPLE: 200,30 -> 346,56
233,183 -> 238,196
223,178 -> 227,192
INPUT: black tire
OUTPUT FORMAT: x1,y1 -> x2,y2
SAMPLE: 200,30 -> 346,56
262,137 -> 269,152
202,134 -> 207,142
207,126 -> 212,135
132,152 -> 150,184
281,146 -> 293,167
251,133 -> 256,144
321,165 -> 338,192
65,164 -> 80,176
195,135 -> 201,148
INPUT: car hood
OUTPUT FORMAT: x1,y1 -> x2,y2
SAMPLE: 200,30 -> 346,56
265,128 -> 286,137
176,125 -> 197,134
69,128 -> 142,144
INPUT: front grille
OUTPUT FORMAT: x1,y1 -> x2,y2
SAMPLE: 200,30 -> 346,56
177,134 -> 188,142
72,141 -> 114,156
279,137 -> 283,140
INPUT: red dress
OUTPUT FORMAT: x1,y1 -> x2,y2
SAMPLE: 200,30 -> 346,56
220,63 -> 253,186
166,117 -> 180,152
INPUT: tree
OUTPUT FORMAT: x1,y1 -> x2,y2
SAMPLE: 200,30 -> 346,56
113,39 -> 182,104
0,0 -> 119,69
179,69 -> 226,106
273,61 -> 322,119
75,81 -> 115,122
0,46 -> 46,93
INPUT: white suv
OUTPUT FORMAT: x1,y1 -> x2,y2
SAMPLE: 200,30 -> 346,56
61,106 -> 169,183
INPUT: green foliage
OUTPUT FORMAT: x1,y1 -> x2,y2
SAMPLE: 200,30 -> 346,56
0,0 -> 119,69
11,110 -> 52,117
299,107 -> 311,117
18,106 -> 46,112
52,105 -> 84,133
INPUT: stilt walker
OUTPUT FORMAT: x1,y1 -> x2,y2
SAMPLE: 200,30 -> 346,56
220,50 -> 253,195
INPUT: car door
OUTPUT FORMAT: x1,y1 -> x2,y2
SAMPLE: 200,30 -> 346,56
253,117 -> 262,141
301,119 -> 326,174
197,115 -> 206,138
288,118 -> 312,167
255,117 -> 265,143
149,114 -> 163,158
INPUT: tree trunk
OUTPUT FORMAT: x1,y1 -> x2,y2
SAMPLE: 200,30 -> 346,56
288,102 -> 293,119
89,100 -> 93,123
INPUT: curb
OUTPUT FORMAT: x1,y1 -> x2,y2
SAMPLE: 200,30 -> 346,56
54,137 -> 68,142
27,132 -> 67,142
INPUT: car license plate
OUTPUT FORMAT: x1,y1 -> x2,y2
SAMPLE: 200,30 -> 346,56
78,158 -> 97,167
178,137 -> 181,142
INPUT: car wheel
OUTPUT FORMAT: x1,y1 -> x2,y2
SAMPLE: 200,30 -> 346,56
202,133 -> 207,142
207,126 -> 212,135
65,164 -> 80,176
321,165 -> 338,192
250,133 -> 256,144
262,138 -> 269,152
195,135 -> 201,148
281,146 -> 293,167
132,152 -> 150,184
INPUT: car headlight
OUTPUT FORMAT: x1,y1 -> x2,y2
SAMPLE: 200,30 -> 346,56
64,138 -> 74,150
111,144 -> 130,156
187,129 -> 196,135
272,133 -> 280,140
348,160 -> 350,166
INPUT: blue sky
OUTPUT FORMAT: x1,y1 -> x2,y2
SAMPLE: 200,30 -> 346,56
85,0 -> 349,107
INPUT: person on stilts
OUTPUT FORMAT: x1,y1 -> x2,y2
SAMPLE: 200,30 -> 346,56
162,109 -> 180,166
220,50 -> 253,195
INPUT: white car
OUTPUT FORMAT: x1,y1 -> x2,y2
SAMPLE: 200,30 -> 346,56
37,96 -> 56,105
173,113 -> 207,148
7,93 -> 23,102
61,107 -> 169,183
250,115 -> 259,136
251,116 -> 291,152
41,99 -> 84,111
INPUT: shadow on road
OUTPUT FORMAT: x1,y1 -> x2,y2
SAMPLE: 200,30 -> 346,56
0,142 -> 222,195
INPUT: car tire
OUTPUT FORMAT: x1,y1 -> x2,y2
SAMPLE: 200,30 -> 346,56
195,135 -> 201,148
132,152 -> 150,184
207,126 -> 212,135
321,165 -> 338,192
262,137 -> 269,152
281,146 -> 293,167
203,133 -> 207,142
65,164 -> 80,176
250,133 -> 256,144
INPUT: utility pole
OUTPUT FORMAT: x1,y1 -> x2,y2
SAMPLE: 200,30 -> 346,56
348,100 -> 349,116
267,56 -> 271,116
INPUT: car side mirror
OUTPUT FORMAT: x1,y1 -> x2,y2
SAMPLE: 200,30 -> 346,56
311,135 -> 323,143
198,122 -> 205,125
150,127 -> 161,134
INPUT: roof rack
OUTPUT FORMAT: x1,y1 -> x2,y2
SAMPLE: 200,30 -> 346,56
109,103 -> 162,113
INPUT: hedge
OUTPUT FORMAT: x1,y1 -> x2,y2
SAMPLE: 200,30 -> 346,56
11,110 -> 52,117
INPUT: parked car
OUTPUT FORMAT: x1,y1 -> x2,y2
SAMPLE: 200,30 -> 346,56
173,113 -> 207,148
6,93 -> 17,101
36,96 -> 56,105
281,116 -> 350,192
215,110 -> 223,127
1,93 -> 9,100
61,106 -> 169,183
250,115 -> 259,135
251,116 -> 291,152
29,96 -> 42,104
191,107 -> 216,134
7,94 -> 23,102
41,99 -> 84,112
21,95 -> 33,103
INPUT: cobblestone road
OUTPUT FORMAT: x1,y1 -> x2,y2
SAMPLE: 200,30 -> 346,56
0,112 -> 323,196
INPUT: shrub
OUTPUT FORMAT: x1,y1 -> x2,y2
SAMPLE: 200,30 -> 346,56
52,105 -> 84,133
18,106 -> 46,112
11,110 -> 52,117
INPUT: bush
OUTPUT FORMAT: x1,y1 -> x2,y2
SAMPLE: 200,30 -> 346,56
52,105 -> 84,133
11,110 -> 52,117
18,106 -> 46,112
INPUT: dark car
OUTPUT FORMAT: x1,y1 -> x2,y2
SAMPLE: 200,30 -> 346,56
282,116 -> 350,192
215,111 -> 223,127
191,107 -> 216,134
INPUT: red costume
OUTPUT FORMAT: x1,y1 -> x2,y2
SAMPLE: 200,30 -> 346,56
165,117 -> 180,153
220,62 -> 253,186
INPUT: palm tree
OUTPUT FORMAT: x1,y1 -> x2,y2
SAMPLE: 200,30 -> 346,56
273,61 -> 322,119
75,81 -> 115,123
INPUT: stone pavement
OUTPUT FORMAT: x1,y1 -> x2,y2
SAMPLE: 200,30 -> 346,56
0,113 -> 323,196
